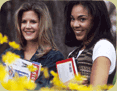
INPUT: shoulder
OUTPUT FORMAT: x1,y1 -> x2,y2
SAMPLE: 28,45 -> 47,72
93,39 -> 115,55
92,39 -> 116,74
93,39 -> 116,57
94,39 -> 115,49
0,47 -> 21,56
0,47 -> 13,55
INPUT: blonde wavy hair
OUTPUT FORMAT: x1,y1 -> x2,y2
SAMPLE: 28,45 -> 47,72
15,2 -> 57,57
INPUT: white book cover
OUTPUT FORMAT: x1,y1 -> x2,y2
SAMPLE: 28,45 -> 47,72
5,58 -> 41,81
56,57 -> 78,83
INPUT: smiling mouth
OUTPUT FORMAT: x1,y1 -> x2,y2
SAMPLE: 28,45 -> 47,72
23,30 -> 35,35
74,30 -> 83,35
73,28 -> 83,34
24,31 -> 35,33
76,31 -> 82,34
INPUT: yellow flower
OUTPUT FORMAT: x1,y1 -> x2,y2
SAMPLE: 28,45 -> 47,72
0,33 -> 8,44
9,41 -> 20,50
1,73 -> 36,90
100,84 -> 114,90
50,71 -> 67,89
0,64 -> 8,82
41,67 -> 44,71
78,85 -> 93,90
93,85 -> 103,91
4,79 -> 21,90
24,79 -> 36,90
50,70 -> 58,77
40,87 -> 57,91
68,82 -> 79,90
100,84 -> 108,90
17,76 -> 36,90
43,67 -> 49,78
40,87 -> 51,91
2,51 -> 20,65
75,73 -> 87,81
27,65 -> 37,72
41,67 -> 49,78
68,83 -> 93,91
67,73 -> 87,85
108,85 -> 114,90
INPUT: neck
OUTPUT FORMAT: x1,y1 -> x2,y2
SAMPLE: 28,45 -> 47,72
83,33 -> 94,49
25,41 -> 38,52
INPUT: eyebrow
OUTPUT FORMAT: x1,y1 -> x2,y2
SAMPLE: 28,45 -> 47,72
21,19 -> 37,21
79,15 -> 88,17
70,15 -> 88,18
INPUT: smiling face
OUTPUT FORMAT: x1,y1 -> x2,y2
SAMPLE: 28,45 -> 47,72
21,10 -> 39,42
70,4 -> 93,42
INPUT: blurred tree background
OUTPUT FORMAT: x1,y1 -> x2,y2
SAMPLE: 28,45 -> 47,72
0,0 -> 116,59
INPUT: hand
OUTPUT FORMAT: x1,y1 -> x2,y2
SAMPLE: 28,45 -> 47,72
64,80 -> 71,86
82,79 -> 89,86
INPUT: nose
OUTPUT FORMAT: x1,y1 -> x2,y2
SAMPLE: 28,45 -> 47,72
72,20 -> 80,28
26,22 -> 31,29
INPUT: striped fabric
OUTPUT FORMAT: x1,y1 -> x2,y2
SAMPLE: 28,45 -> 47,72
68,45 -> 93,84
68,45 -> 115,85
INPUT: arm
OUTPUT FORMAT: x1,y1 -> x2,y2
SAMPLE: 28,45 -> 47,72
91,40 -> 116,87
90,56 -> 111,87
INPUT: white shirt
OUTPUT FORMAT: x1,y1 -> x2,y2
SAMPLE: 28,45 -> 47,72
69,39 -> 116,74
92,39 -> 116,74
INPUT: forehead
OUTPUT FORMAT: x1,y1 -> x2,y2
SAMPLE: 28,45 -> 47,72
22,10 -> 38,19
71,4 -> 91,17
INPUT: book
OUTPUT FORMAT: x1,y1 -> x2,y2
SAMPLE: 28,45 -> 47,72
56,57 -> 78,83
5,58 -> 41,81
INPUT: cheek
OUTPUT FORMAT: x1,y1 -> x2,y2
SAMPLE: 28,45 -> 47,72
85,25 -> 93,38
32,24 -> 39,30
84,22 -> 93,31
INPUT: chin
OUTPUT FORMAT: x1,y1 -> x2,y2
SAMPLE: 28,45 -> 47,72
25,38 -> 34,41
76,37 -> 84,41
25,38 -> 38,42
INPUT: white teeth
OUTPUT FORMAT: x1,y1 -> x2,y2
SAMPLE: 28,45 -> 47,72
26,32 -> 32,34
27,32 -> 31,33
25,31 -> 34,33
76,31 -> 81,33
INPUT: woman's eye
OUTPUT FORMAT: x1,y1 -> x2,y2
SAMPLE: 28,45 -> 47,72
21,20 -> 26,23
80,18 -> 86,22
71,18 -> 74,21
31,20 -> 37,23
70,17 -> 75,21
70,15 -> 75,21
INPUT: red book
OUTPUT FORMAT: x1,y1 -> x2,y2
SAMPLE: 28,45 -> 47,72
30,62 -> 41,81
56,57 -> 78,83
